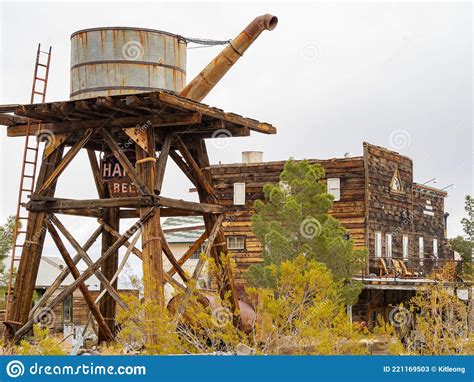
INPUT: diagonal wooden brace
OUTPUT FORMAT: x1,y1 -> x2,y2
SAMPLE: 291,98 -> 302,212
46,222 -> 114,341
14,209 -> 155,341
48,214 -> 128,310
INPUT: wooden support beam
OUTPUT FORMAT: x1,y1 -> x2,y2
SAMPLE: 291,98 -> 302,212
135,125 -> 165,320
0,113 -> 32,126
158,92 -> 275,134
168,231 -> 208,277
51,101 -> 95,120
158,226 -> 188,283
173,214 -> 224,323
99,206 -> 120,341
96,96 -> 143,116
82,227 -> 141,338
4,147 -> 64,340
169,150 -> 199,188
28,195 -> 223,214
46,222 -> 114,341
7,111 -> 202,137
175,137 -> 215,196
100,220 -> 185,292
14,210 -> 155,340
37,129 -> 94,195
119,207 -> 201,219
30,225 -> 103,318
53,208 -> 103,218
101,128 -> 150,196
157,196 -> 223,214
48,215 -> 126,312
28,196 -> 154,211
87,149 -> 107,198
193,139 -> 240,321
154,133 -> 172,194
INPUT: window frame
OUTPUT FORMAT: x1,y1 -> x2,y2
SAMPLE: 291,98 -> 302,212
402,235 -> 409,260
385,233 -> 392,258
233,183 -> 246,205
327,178 -> 341,201
62,293 -> 73,324
227,236 -> 246,250
419,236 -> 424,265
375,231 -> 382,258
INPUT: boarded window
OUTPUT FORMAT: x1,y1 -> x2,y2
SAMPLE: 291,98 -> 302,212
375,232 -> 382,258
385,234 -> 392,258
327,178 -> 341,201
227,236 -> 245,250
402,235 -> 409,259
233,183 -> 246,205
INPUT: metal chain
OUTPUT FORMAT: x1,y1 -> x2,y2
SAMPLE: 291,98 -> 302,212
178,36 -> 231,48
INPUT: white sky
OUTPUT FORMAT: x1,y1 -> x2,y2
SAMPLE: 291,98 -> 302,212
0,1 -> 472,272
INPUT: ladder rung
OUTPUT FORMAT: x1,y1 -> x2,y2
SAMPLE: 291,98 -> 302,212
17,231 -> 27,234
18,217 -> 29,220
37,63 -> 48,68
20,188 -> 33,193
25,161 -> 36,165
33,91 -> 44,95
35,77 -> 46,82
23,175 -> 34,179
26,146 -> 38,151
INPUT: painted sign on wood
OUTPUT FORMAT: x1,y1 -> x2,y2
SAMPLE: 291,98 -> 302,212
100,150 -> 138,197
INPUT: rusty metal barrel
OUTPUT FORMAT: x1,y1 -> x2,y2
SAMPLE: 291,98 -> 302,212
70,27 -> 187,100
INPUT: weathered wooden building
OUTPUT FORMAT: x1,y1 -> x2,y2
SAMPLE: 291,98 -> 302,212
208,142 -> 459,325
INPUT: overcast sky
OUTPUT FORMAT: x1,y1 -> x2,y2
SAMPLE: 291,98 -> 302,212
0,1 -> 472,268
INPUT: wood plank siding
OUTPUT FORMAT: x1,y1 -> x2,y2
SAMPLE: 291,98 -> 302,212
209,142 -> 450,286
209,156 -> 367,285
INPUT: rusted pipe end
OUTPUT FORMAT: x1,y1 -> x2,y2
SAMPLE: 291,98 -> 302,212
262,14 -> 278,31
244,14 -> 278,37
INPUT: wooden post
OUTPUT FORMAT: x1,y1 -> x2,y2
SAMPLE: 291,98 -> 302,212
88,147 -> 121,341
99,207 -> 119,341
181,138 -> 240,320
4,147 -> 64,338
136,125 -> 164,343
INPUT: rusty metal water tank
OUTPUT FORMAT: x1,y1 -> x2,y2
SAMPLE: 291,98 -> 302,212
70,27 -> 186,100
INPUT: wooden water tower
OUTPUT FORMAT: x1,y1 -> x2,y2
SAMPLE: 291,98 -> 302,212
0,14 -> 278,343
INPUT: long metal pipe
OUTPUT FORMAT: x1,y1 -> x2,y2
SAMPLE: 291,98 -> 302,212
179,14 -> 278,102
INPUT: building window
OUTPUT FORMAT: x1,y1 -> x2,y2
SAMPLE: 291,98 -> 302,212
385,234 -> 392,258
375,232 -> 382,258
63,294 -> 73,323
402,235 -> 409,259
327,178 -> 341,201
227,236 -> 245,250
233,183 -> 246,205
190,242 -> 207,260
390,168 -> 403,192
419,237 -> 424,265
433,238 -> 438,259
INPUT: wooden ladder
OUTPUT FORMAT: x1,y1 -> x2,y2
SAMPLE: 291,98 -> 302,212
4,44 -> 52,320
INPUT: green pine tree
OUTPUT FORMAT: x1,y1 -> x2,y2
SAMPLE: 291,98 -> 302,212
244,160 -> 367,304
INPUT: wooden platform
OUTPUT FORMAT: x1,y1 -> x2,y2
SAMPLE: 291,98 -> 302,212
1,90 -> 276,150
